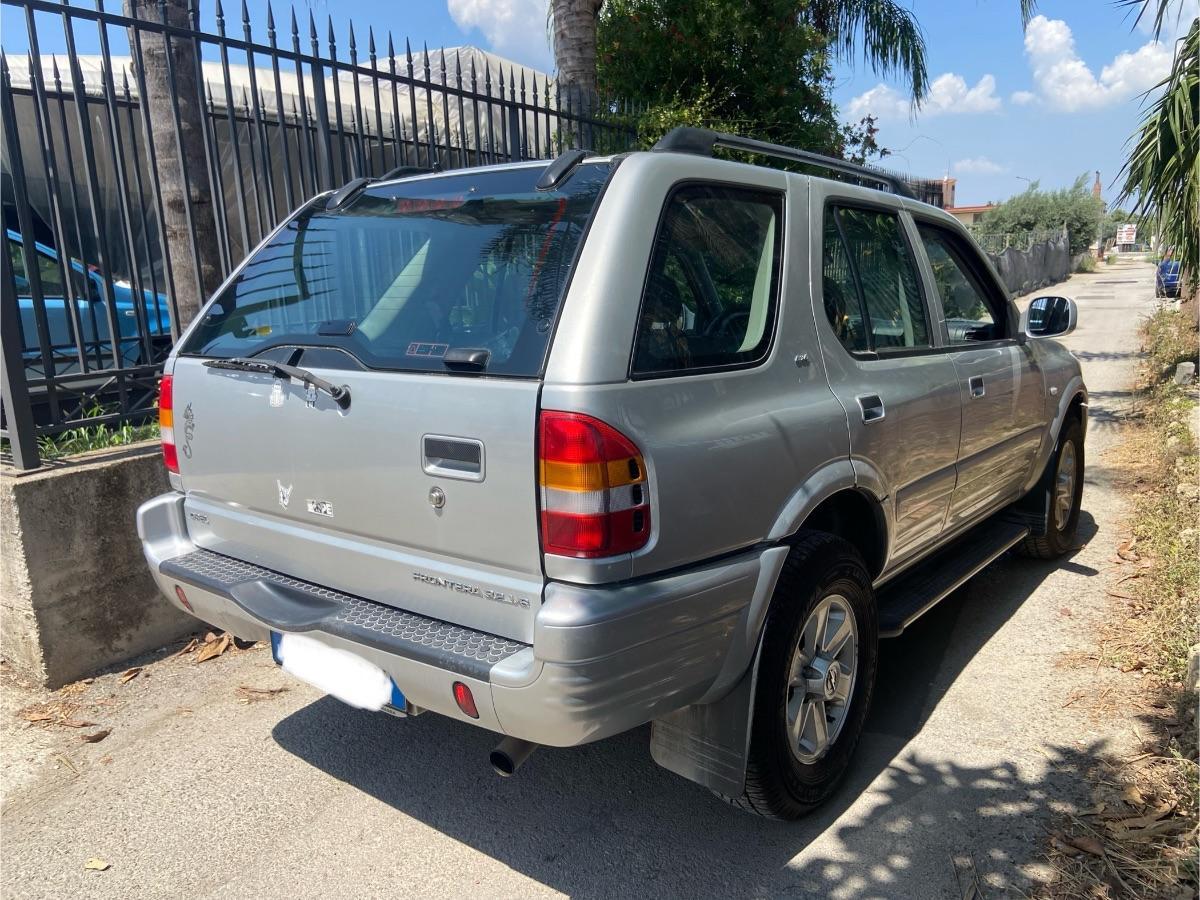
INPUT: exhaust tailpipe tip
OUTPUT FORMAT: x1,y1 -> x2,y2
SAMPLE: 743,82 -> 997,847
490,737 -> 538,777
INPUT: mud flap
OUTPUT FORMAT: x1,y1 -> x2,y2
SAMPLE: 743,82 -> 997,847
649,643 -> 762,797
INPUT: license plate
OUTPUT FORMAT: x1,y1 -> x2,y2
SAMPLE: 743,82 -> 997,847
272,632 -> 405,712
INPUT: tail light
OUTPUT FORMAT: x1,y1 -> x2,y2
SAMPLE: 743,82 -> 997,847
159,374 -> 178,473
538,410 -> 650,558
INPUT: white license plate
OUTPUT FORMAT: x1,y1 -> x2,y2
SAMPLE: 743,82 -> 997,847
276,633 -> 396,711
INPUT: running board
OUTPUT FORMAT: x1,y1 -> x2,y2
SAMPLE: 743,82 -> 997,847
876,520 -> 1029,638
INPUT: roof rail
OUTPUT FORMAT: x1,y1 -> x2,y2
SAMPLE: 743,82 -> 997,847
652,127 -> 916,199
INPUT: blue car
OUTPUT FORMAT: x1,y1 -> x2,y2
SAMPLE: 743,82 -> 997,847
1156,259 -> 1181,298
7,229 -> 172,377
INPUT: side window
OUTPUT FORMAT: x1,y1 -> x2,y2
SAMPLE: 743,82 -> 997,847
917,224 -> 1006,343
632,184 -> 781,376
822,206 -> 929,353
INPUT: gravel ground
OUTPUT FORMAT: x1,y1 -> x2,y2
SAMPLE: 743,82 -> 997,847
0,262 -> 1158,899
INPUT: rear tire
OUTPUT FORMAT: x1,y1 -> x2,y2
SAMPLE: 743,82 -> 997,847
1016,417 -> 1085,559
726,531 -> 878,819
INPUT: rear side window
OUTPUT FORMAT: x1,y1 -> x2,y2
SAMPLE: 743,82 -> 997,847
916,223 -> 1007,343
631,184 -> 782,377
822,206 -> 929,353
180,162 -> 613,376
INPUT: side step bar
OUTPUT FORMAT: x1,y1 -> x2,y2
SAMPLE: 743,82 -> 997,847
876,520 -> 1029,638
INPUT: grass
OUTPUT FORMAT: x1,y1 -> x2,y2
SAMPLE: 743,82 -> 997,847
1042,306 -> 1199,898
1,404 -> 158,464
1120,308 -> 1200,685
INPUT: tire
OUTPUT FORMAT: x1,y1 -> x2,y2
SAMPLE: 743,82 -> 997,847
1016,416 -> 1085,559
727,531 -> 879,819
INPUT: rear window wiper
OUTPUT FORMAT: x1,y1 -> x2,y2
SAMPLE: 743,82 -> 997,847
204,357 -> 351,409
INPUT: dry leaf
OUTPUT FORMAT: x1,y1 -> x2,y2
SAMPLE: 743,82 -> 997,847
83,858 -> 110,872
119,667 -> 142,684
1065,834 -> 1106,857
1121,784 -> 1147,806
195,633 -> 232,663
174,638 -> 200,657
80,729 -> 111,744
203,632 -> 218,644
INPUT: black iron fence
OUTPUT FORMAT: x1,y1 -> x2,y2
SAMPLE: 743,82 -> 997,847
1,0 -> 639,469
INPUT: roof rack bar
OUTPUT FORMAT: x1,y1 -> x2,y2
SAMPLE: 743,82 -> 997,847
652,127 -> 916,199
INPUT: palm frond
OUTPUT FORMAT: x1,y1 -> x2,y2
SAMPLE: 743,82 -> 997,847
808,0 -> 929,101
1117,17 -> 1199,286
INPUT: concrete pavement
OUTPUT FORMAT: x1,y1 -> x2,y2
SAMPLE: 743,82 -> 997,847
0,262 -> 1159,899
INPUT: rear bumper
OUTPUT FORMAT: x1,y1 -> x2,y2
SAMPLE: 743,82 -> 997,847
138,492 -> 782,746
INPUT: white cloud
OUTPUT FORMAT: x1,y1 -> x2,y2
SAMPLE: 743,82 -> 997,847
954,156 -> 1007,175
1023,15 -> 1173,112
846,72 -> 1001,120
447,0 -> 551,70
1011,90 -> 1037,106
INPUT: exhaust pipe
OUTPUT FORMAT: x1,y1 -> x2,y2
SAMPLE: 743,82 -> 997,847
490,737 -> 538,776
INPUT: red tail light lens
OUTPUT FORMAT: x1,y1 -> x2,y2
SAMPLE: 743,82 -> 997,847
159,374 -> 178,474
538,411 -> 650,558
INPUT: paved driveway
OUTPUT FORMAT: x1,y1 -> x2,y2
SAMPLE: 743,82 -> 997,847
0,263 -> 1157,899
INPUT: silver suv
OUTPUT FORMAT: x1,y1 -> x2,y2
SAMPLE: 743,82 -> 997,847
138,128 -> 1087,819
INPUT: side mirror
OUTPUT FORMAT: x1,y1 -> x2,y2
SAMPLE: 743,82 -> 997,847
1021,295 -> 1077,339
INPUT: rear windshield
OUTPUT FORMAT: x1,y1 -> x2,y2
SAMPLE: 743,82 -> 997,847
180,162 -> 613,376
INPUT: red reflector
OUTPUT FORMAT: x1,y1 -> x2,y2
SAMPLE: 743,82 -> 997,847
173,584 -> 193,612
452,681 -> 479,719
162,441 -> 179,473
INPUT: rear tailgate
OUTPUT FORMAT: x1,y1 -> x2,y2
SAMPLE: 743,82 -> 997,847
172,358 -> 542,641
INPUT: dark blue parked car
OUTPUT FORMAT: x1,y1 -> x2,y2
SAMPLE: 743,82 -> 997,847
7,229 -> 172,376
1156,259 -> 1181,298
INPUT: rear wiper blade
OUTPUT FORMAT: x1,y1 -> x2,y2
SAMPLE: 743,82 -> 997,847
204,357 -> 351,409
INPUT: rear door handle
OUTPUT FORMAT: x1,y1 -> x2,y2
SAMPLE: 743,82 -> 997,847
856,393 -> 885,423
969,376 -> 986,398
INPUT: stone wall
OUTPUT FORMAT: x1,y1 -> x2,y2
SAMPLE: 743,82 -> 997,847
987,234 -> 1071,297
0,444 -> 192,687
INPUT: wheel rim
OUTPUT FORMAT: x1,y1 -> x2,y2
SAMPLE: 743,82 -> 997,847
1054,439 -> 1078,531
785,594 -> 859,764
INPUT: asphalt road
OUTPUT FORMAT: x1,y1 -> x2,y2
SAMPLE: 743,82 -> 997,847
0,261 -> 1158,899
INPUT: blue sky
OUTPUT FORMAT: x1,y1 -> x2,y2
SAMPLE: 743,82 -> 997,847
3,0 -> 1195,205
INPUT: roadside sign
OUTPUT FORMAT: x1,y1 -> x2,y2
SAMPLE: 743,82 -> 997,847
1116,223 -> 1137,244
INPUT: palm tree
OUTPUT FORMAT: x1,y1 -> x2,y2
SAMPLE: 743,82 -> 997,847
552,0 -> 929,115
551,0 -> 606,114
1116,15 -> 1198,299
1023,1 -> 1198,300
124,0 -> 222,328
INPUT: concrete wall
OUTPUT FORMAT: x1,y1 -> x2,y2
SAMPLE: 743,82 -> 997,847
987,234 -> 1071,297
1,444 -> 192,687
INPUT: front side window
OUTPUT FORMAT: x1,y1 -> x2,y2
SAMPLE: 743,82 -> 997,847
181,162 -> 613,376
822,206 -> 929,353
917,224 -> 1006,343
632,184 -> 782,376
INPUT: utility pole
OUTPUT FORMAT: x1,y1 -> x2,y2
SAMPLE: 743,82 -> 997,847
1094,170 -> 1106,259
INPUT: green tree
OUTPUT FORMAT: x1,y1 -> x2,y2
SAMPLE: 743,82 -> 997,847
595,0 -> 926,154
975,177 -> 1104,257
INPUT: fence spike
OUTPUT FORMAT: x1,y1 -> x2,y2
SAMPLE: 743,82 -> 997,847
215,0 -> 225,34
348,21 -> 356,55
266,1 -> 275,35
368,26 -> 377,63
308,10 -> 318,44
327,14 -> 336,51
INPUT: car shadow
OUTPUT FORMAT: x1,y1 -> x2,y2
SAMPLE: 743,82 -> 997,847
272,512 -> 1105,899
